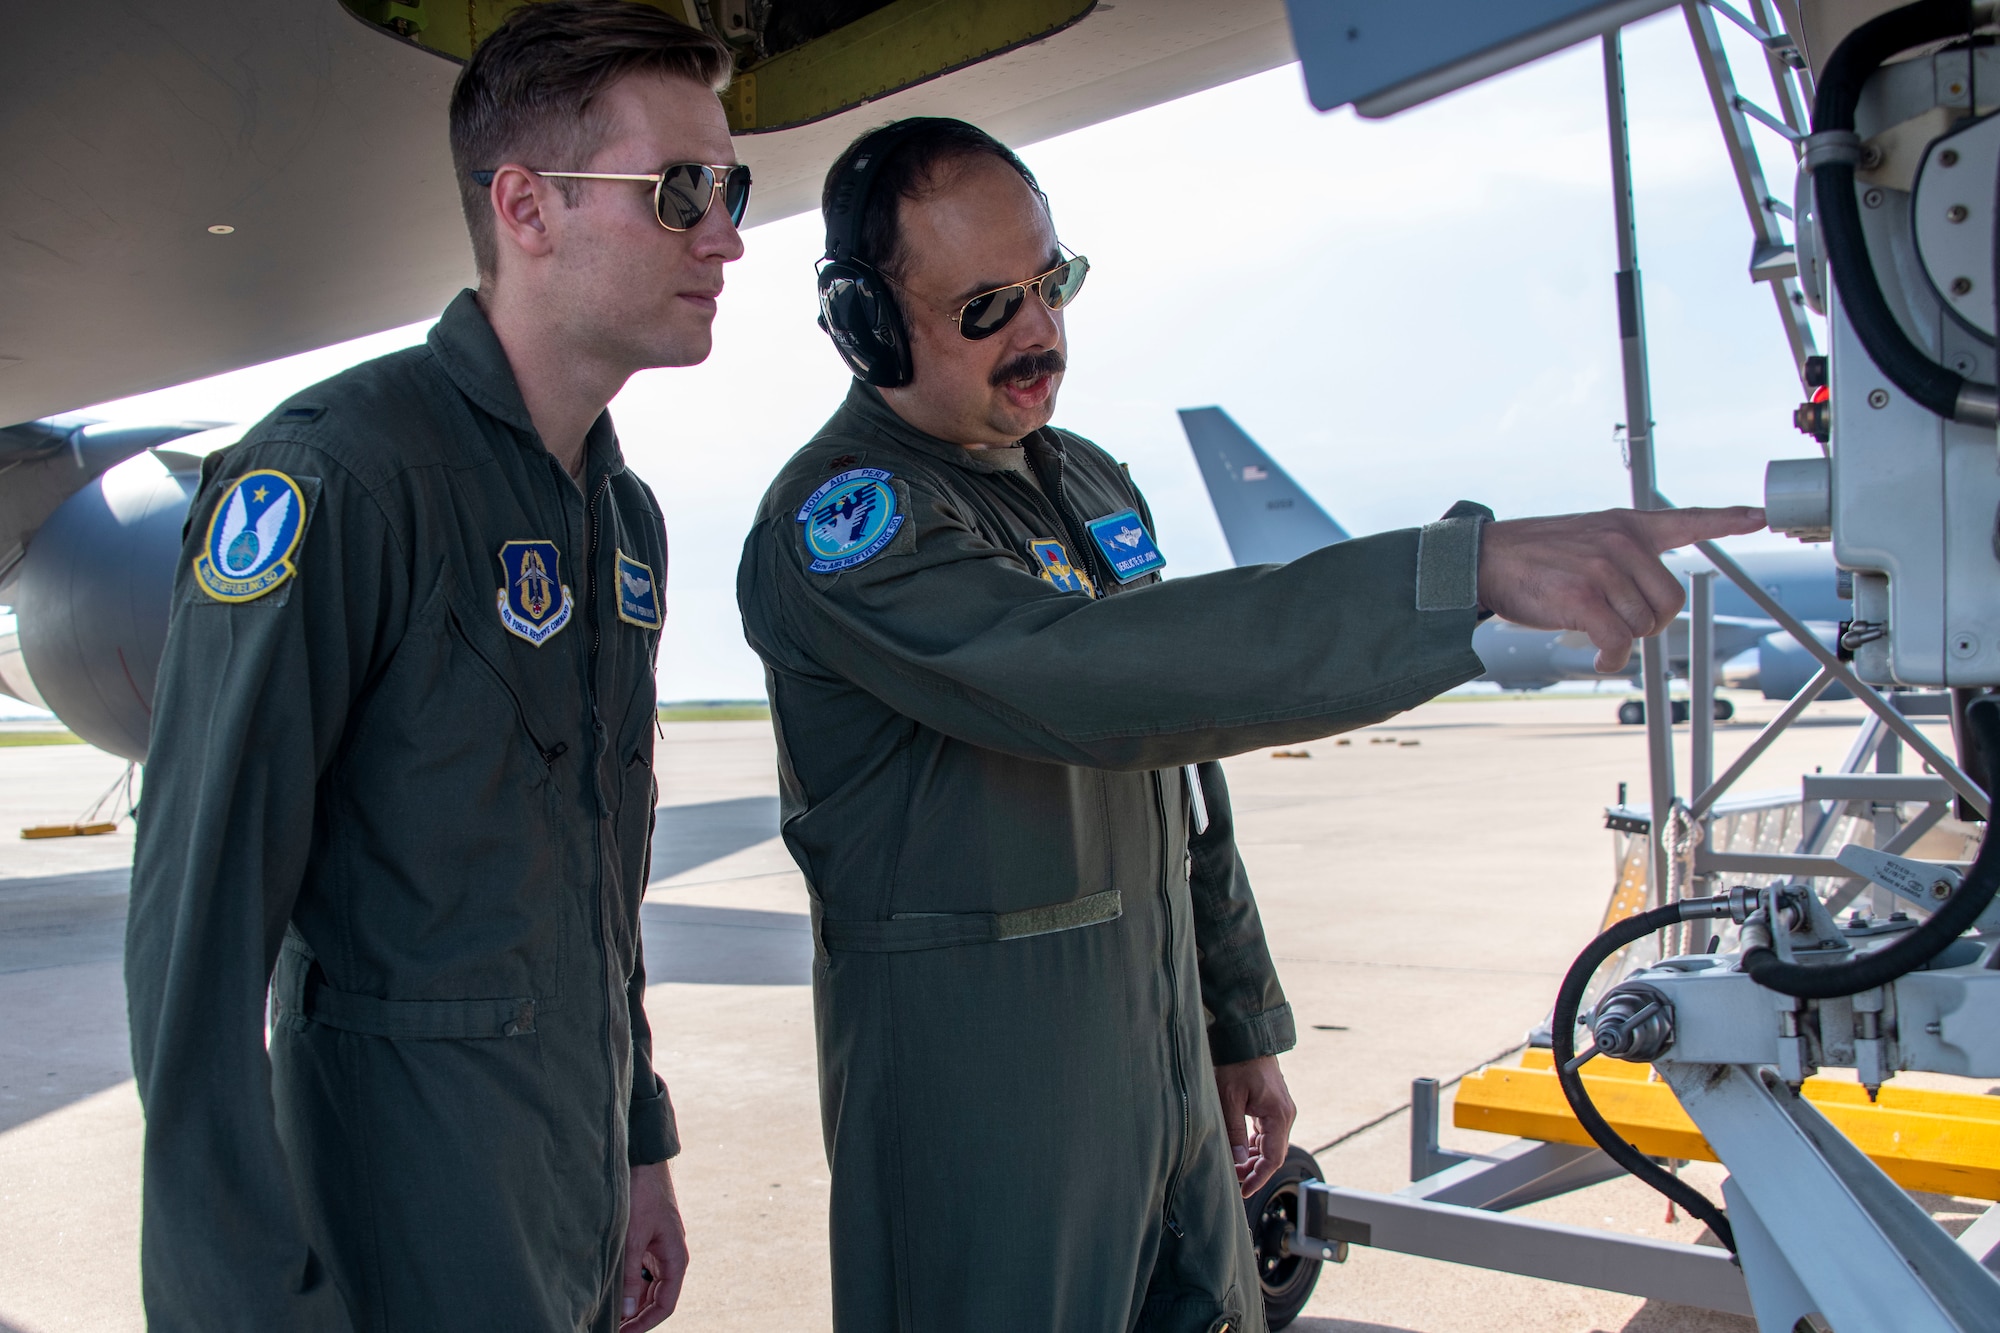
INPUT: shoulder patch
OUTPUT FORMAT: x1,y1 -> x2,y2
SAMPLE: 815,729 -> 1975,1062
615,549 -> 663,629
796,468 -> 904,573
194,470 -> 309,602
1028,539 -> 1097,597
1085,508 -> 1166,583
496,540 -> 573,645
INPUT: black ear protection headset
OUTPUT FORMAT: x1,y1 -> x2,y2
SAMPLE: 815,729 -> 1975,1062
815,119 -> 944,388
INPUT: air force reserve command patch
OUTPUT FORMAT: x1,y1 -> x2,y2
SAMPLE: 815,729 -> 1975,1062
615,549 -> 663,630
194,470 -> 309,602
496,540 -> 573,646
1085,508 -> 1166,583
1028,539 -> 1096,597
797,468 -> 904,573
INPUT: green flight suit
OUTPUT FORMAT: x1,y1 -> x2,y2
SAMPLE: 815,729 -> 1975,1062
126,291 -> 676,1333
735,383 -> 1488,1333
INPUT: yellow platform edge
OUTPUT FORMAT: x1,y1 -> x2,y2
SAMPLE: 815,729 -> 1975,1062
1454,1049 -> 2000,1200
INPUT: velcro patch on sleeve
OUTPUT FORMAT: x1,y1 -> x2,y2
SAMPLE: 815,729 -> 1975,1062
796,468 -> 905,573
193,470 -> 312,603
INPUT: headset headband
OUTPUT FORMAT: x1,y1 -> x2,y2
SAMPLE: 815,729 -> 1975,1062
822,118 -> 959,266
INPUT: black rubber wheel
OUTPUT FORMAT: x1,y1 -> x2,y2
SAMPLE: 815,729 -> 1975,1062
1244,1143 -> 1326,1331
1712,697 -> 1735,722
1617,700 -> 1645,726
1669,699 -> 1691,724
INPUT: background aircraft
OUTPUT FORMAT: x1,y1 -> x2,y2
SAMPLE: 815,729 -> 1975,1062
0,0 -> 1851,756
0,420 -> 239,760
0,0 -> 1316,763
1179,406 -> 1845,717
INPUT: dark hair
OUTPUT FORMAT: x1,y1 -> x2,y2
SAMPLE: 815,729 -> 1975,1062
449,0 -> 734,277
821,117 -> 1045,279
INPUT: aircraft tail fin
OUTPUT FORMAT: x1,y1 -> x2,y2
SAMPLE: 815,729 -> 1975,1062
1177,407 -> 1349,566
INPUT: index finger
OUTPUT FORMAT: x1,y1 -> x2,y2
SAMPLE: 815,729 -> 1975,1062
1631,505 -> 1766,552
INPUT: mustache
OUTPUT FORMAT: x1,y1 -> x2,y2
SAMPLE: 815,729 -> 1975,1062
990,348 -> 1066,387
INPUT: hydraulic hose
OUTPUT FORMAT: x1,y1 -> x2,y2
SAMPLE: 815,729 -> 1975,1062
1742,697 -> 2000,997
1810,0 -> 1998,424
1551,900 -> 1739,1255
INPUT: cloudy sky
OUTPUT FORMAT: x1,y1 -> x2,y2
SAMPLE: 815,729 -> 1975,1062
60,9 -> 1813,703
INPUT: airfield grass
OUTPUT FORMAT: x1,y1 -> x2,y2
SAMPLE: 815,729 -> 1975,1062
0,730 -> 85,747
657,701 -> 771,722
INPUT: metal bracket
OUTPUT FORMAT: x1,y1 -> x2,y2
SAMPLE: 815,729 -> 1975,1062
1300,1181 -> 1752,1316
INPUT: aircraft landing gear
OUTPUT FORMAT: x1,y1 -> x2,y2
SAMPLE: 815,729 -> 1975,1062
1616,699 -> 1732,725
1245,1143 -> 1331,1329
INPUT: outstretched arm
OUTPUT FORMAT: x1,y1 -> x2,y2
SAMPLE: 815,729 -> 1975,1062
1478,506 -> 1766,671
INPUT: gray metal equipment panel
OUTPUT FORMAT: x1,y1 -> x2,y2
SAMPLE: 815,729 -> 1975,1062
1284,0 -> 1677,117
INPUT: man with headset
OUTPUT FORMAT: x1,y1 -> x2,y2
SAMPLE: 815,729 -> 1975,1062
736,116 -> 1761,1331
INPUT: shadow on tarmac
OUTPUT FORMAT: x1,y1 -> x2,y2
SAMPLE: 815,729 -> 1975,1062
0,802 -> 799,1136
648,795 -> 780,883
0,867 -> 130,974
640,902 -> 810,986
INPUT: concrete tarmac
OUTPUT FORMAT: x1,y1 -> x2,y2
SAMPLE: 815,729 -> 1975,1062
0,694 -> 1990,1331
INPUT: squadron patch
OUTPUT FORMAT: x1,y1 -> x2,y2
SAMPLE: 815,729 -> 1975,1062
615,549 -> 663,629
194,470 -> 308,602
796,468 -> 903,573
1085,508 -> 1166,583
496,540 -> 573,646
1028,539 -> 1096,597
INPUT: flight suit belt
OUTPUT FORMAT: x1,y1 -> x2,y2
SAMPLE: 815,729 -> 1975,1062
273,939 -> 540,1039
813,889 -> 1122,954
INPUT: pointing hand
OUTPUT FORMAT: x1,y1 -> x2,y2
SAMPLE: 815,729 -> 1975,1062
1475,506 -> 1767,673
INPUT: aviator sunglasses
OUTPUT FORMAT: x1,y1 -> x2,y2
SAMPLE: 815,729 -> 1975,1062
946,254 -> 1090,340
468,162 -> 752,231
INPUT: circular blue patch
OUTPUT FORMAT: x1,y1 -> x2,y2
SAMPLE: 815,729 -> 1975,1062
194,469 -> 307,602
797,468 -> 903,573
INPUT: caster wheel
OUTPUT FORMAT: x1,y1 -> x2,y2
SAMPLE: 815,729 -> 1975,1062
1712,698 -> 1735,721
1617,700 -> 1645,726
1245,1143 -> 1330,1330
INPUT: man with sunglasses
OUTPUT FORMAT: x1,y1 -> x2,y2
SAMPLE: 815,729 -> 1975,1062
737,116 -> 1762,1331
126,5 -> 744,1331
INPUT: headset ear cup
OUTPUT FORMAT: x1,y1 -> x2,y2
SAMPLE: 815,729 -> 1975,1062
816,260 -> 913,388
867,280 -> 913,388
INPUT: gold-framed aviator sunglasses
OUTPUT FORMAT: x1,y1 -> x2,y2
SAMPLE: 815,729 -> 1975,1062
468,163 -> 752,232
949,254 -> 1090,341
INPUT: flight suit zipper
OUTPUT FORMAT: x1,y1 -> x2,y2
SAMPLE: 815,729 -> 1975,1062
553,453 -> 624,1273
587,471 -> 610,666
1153,768 -> 1191,1236
1022,443 -> 1192,1232
1023,441 -> 1111,594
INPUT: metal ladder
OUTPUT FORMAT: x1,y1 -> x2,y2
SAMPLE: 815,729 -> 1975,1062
1683,0 -> 1822,384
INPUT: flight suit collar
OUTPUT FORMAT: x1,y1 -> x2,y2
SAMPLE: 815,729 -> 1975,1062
838,380 -> 1063,474
427,288 -> 628,481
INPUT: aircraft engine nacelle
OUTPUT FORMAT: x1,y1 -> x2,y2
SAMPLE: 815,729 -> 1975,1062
14,452 -> 198,762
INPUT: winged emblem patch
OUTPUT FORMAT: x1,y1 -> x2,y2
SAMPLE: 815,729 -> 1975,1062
795,468 -> 904,573
194,470 -> 308,602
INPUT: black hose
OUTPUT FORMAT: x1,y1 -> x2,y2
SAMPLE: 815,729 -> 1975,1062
1811,0 -> 1992,421
1550,901 -> 1738,1255
1743,698 -> 2000,997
